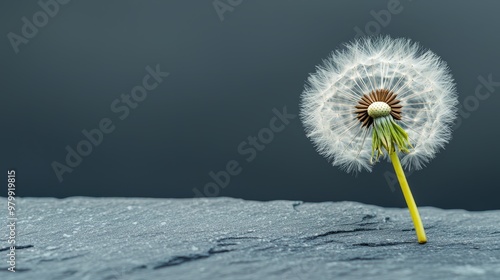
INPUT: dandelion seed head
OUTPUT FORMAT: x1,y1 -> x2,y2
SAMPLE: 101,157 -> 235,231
300,36 -> 458,173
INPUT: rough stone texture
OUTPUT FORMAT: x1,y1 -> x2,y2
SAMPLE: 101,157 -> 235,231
1,197 -> 499,280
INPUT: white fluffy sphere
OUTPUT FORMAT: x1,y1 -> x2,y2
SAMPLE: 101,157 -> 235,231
300,36 -> 458,173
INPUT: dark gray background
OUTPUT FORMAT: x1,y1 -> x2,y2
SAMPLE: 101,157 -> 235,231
1,0 -> 499,210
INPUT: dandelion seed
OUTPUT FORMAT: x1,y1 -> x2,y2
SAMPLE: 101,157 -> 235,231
300,36 -> 458,244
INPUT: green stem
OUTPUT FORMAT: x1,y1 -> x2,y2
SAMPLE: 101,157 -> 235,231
390,151 -> 427,244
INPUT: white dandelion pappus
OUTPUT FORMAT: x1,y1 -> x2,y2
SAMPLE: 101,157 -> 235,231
300,36 -> 458,173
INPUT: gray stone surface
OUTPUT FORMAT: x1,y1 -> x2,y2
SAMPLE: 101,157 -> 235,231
1,197 -> 499,280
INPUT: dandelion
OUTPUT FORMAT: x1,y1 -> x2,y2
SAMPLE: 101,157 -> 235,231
300,36 -> 458,244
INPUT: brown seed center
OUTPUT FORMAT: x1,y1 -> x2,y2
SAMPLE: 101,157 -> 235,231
355,89 -> 402,128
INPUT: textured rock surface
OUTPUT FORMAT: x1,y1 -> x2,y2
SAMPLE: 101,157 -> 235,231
1,197 -> 499,280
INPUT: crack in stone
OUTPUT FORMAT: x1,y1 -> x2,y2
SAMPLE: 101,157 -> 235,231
153,251 -> 222,270
352,241 -> 413,247
361,214 -> 376,221
358,222 -> 379,226
304,228 -> 377,241
292,201 -> 304,211
132,265 -> 148,270
213,236 -> 266,252
0,245 -> 34,252
152,237 -> 254,270
357,214 -> 379,226
153,254 -> 210,269
401,225 -> 435,232
217,236 -> 260,242
343,257 -> 383,261
39,253 -> 87,263
208,248 -> 235,254
217,242 -> 238,246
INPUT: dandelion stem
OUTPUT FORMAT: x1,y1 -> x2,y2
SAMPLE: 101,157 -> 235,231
389,151 -> 427,244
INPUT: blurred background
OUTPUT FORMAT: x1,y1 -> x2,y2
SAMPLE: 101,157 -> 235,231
1,0 -> 499,210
